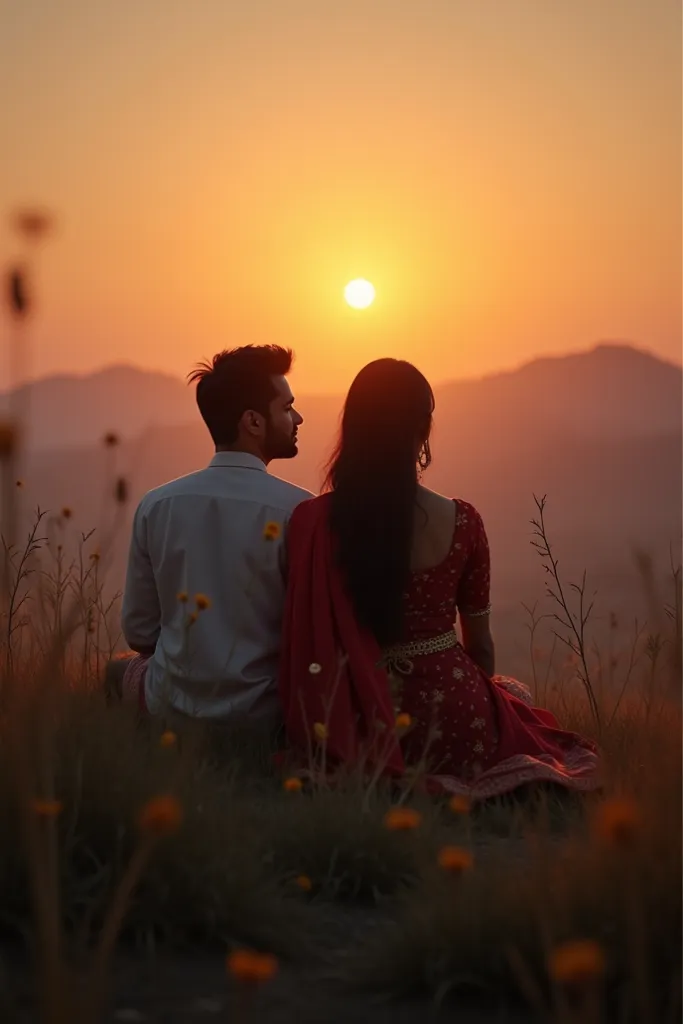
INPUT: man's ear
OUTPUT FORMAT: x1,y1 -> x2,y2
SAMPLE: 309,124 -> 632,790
240,409 -> 264,436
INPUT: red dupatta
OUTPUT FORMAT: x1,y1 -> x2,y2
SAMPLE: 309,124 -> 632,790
278,495 -> 404,776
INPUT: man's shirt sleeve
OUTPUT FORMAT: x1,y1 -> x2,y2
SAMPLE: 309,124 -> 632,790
122,501 -> 161,653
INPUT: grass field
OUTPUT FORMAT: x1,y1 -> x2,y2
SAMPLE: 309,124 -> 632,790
0,508 -> 680,1023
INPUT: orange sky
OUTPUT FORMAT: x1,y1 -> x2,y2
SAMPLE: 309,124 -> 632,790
1,0 -> 681,392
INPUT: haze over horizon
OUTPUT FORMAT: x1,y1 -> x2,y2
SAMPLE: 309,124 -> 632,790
1,0 -> 681,392
4,338 -> 681,397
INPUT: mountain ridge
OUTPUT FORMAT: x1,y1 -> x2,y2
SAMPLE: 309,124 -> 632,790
5,339 -> 680,395
3,341 -> 680,451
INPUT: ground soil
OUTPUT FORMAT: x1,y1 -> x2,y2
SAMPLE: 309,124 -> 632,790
1,905 -> 532,1023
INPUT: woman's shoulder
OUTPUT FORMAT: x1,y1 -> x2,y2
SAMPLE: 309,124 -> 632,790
419,487 -> 482,523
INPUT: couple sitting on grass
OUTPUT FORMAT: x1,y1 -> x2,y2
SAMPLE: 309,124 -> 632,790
114,345 -> 599,801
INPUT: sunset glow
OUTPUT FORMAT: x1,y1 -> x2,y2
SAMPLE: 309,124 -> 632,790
0,0 -> 679,392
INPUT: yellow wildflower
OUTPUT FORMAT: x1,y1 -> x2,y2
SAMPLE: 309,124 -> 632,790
160,731 -> 178,748
437,845 -> 474,873
594,797 -> 641,847
226,949 -> 278,984
194,593 -> 211,611
383,807 -> 422,831
263,521 -> 282,542
313,722 -> 328,742
448,795 -> 471,815
548,940 -> 606,985
138,795 -> 183,836
177,591 -> 188,603
283,777 -> 303,793
395,713 -> 412,732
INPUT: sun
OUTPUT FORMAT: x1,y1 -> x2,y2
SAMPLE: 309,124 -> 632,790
344,278 -> 376,309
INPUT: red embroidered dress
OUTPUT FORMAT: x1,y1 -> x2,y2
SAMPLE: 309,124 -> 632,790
279,495 -> 600,801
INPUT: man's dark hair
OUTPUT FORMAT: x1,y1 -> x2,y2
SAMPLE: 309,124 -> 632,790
188,345 -> 293,446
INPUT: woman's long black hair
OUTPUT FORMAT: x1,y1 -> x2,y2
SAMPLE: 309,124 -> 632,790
324,358 -> 435,646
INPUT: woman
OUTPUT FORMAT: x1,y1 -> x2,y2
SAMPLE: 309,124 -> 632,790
278,359 -> 599,800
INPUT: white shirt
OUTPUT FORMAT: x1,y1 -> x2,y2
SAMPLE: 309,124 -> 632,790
122,452 -> 314,722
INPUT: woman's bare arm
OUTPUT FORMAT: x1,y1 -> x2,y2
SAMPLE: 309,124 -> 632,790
460,613 -> 495,678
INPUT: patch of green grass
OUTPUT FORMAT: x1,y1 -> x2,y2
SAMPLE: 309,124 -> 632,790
0,692 -> 439,950
263,783 -> 442,902
348,700 -> 682,1020
0,695 -> 310,958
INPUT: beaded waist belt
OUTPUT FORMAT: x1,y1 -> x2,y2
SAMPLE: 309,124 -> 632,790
379,629 -> 459,676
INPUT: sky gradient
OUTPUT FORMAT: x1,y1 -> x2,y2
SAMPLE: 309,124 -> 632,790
1,0 -> 681,392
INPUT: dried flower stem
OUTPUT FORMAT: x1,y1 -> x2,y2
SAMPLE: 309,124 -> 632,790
606,619 -> 645,728
530,495 -> 601,732
86,837 -> 156,1019
2,512 -> 46,683
521,600 -> 551,703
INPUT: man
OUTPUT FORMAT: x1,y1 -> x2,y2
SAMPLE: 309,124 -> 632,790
110,345 -> 314,725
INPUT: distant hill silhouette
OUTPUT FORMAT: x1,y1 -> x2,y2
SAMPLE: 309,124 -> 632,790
1,365 -> 197,449
433,343 -> 682,439
4,342 -> 681,451
10,342 -> 682,676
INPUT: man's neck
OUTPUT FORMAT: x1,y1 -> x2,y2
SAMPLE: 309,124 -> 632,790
215,444 -> 270,466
